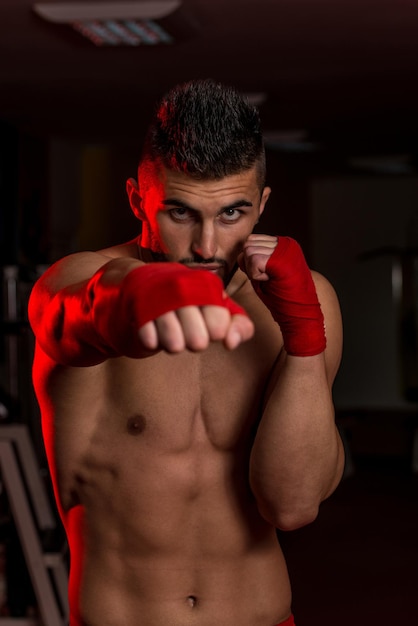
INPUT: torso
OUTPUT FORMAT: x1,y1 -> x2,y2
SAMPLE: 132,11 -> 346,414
32,247 -> 292,625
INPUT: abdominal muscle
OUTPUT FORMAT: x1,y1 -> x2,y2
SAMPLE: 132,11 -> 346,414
38,319 -> 289,625
65,434 -> 291,626
78,549 -> 290,626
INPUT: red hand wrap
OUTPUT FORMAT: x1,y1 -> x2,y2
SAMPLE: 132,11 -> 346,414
254,237 -> 326,356
89,262 -> 247,358
122,263 -> 246,326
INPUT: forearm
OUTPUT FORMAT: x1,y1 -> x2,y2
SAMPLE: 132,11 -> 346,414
249,352 -> 344,531
241,236 -> 344,530
29,254 -> 248,366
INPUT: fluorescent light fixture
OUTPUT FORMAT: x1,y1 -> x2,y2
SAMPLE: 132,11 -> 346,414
264,130 -> 319,153
33,1 -> 189,46
264,130 -> 308,144
244,93 -> 267,107
33,2 -> 181,23
348,154 -> 414,175
71,19 -> 173,45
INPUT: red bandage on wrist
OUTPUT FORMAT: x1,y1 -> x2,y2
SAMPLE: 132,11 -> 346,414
122,263 -> 246,327
254,237 -> 326,356
89,262 -> 246,358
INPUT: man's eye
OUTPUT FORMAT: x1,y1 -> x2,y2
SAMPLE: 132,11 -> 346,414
221,208 -> 241,222
169,208 -> 191,221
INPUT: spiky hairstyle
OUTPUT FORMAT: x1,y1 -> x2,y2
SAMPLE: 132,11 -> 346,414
140,79 -> 266,188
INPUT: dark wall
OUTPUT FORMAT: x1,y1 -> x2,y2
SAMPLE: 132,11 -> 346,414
0,122 -> 19,265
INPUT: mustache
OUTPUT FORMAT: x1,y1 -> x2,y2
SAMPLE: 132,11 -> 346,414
179,256 -> 227,267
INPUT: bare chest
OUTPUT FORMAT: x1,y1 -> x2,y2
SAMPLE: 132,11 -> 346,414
98,332 -> 278,452
39,312 -> 281,512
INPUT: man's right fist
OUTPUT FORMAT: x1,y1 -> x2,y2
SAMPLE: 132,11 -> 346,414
91,262 -> 254,355
138,303 -> 254,353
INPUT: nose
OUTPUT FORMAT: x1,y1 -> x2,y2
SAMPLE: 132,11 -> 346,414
192,222 -> 217,260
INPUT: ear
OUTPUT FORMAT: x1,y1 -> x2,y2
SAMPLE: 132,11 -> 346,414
126,178 -> 145,220
258,186 -> 271,218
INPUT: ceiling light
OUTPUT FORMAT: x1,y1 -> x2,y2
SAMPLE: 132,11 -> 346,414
71,18 -> 173,46
264,130 -> 319,153
33,1 -> 192,46
244,93 -> 267,107
348,154 -> 414,175
33,2 -> 181,22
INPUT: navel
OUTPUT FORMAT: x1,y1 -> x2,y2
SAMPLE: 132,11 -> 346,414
126,414 -> 147,436
187,595 -> 197,608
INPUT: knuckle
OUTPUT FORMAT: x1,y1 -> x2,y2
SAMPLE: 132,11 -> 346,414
156,313 -> 184,352
187,330 -> 209,351
205,307 -> 230,339
138,321 -> 157,349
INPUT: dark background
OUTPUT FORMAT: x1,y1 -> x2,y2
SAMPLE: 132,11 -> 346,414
0,1 -> 417,623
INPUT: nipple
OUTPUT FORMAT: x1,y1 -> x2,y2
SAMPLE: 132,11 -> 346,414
187,595 -> 197,608
126,414 -> 146,436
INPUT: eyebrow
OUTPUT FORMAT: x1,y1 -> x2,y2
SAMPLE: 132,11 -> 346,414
162,198 -> 254,211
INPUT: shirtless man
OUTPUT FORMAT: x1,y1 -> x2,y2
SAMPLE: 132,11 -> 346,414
29,79 -> 344,626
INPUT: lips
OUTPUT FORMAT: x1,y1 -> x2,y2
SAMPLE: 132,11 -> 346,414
188,264 -> 223,272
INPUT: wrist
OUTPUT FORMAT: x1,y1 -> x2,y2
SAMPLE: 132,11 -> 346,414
254,237 -> 326,356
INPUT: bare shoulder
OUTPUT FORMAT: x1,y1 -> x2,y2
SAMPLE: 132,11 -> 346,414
35,240 -> 138,293
98,239 -> 138,260
311,270 -> 343,385
34,250 -> 114,295
28,241 -> 138,334
311,270 -> 339,307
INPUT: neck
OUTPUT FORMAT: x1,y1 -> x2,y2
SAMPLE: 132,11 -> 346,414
136,235 -> 167,263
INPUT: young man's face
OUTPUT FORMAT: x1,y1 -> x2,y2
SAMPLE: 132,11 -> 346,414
130,164 -> 270,286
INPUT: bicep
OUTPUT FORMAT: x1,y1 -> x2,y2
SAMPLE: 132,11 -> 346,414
29,252 -> 110,319
28,251 -> 112,356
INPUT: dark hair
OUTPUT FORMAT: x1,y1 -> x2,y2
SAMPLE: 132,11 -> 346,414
140,79 -> 266,188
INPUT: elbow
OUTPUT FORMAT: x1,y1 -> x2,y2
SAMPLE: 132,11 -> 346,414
253,494 -> 320,531
277,507 -> 319,532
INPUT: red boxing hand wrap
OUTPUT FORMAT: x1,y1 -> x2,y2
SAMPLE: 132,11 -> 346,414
254,237 -> 326,356
122,263 -> 246,326
90,262 -> 247,357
